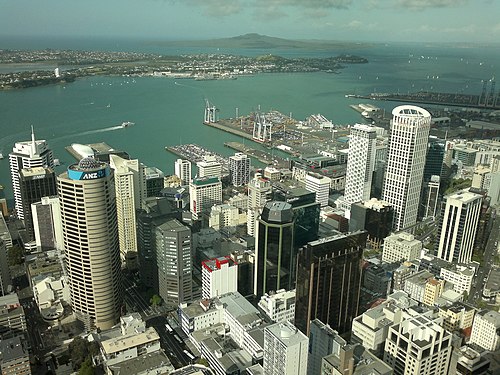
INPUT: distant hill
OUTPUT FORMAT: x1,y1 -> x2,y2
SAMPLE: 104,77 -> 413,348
151,33 -> 371,50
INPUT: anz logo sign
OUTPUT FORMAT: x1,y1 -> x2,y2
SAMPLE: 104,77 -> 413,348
81,169 -> 106,180
68,166 -> 110,181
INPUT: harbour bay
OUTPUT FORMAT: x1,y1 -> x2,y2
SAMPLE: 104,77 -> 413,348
1,41 -> 499,199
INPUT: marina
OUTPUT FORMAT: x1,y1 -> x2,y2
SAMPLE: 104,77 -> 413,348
224,141 -> 290,168
166,144 -> 230,173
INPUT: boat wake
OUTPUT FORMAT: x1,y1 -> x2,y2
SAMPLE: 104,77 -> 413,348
78,125 -> 123,136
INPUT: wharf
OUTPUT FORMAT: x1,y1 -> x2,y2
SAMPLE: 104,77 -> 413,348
224,142 -> 290,168
166,143 -> 229,171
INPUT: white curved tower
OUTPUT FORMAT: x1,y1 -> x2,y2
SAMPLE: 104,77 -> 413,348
382,105 -> 431,231
58,158 -> 122,331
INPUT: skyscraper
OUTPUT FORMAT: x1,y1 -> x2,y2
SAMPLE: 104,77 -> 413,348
295,231 -> 366,336
9,128 -> 54,219
19,167 -> 57,240
229,152 -> 250,186
189,176 -> 222,220
382,105 -> 431,231
109,155 -> 145,262
31,196 -> 63,251
155,219 -> 192,307
58,158 -> 122,330
247,173 -> 272,236
254,202 -> 295,298
423,136 -> 445,182
174,159 -> 191,186
437,189 -> 483,264
342,124 -> 377,212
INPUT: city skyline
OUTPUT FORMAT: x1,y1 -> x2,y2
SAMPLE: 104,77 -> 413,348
0,0 -> 499,43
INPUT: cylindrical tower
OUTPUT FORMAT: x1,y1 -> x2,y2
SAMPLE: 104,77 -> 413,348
58,158 -> 122,331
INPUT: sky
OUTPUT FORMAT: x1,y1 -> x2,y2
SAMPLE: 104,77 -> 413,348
0,0 -> 499,43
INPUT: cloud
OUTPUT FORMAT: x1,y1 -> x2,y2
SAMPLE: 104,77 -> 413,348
392,0 -> 469,9
253,0 -> 353,9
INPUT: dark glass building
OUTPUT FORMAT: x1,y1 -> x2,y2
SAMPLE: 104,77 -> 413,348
19,167 -> 57,240
254,201 -> 294,298
295,231 -> 367,337
423,136 -> 445,183
349,199 -> 394,249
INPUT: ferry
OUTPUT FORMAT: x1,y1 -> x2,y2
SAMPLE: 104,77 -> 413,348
0,153 -> 3,160
121,121 -> 135,128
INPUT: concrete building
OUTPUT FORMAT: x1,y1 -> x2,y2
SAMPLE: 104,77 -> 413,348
229,152 -> 250,186
145,166 -> 164,197
247,174 -> 272,236
9,128 -> 54,220
175,158 -> 192,186
307,319 -> 346,375
201,256 -> 238,299
19,167 -> 57,240
0,239 -> 12,296
437,189 -> 482,264
382,232 -> 422,264
156,219 -> 192,308
383,314 -> 452,375
208,204 -> 240,231
258,289 -> 295,323
0,336 -> 31,375
197,155 -> 222,179
469,310 -> 500,351
321,344 -> 392,375
382,105 -> 431,231
254,202 -> 295,298
57,158 -> 122,330
454,346 -> 491,375
263,321 -> 308,375
109,155 -> 145,262
31,196 -> 63,251
295,231 -> 366,336
438,302 -> 475,334
189,177 -> 222,220
342,124 -> 377,212
305,172 -> 331,208
403,270 -> 434,303
422,175 -> 440,219
423,277 -> 445,306
0,294 -> 27,339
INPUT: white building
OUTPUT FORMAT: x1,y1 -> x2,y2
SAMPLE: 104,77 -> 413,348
469,310 -> 500,351
382,105 -> 431,231
305,172 -> 331,208
9,128 -> 54,219
247,174 -> 272,236
403,270 -> 433,303
263,321 -> 308,375
201,256 -> 238,299
197,155 -> 222,178
209,204 -> 240,231
33,276 -> 70,310
264,166 -> 281,181
229,153 -> 250,186
382,232 -> 422,264
258,289 -> 295,323
174,158 -> 192,186
383,314 -> 452,375
437,189 -> 482,264
440,264 -> 475,296
342,124 -> 377,212
189,177 -> 222,220
109,155 -> 145,262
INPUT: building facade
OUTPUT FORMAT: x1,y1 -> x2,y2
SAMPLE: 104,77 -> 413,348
382,105 -> 431,231
201,256 -> 238,299
189,177 -> 222,220
174,158 -> 192,186
382,232 -> 422,264
229,153 -> 250,186
58,158 -> 122,330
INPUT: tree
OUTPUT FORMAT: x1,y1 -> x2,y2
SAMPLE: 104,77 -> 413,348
150,294 -> 162,307
8,245 -> 24,266
68,337 -> 99,371
78,359 -> 95,375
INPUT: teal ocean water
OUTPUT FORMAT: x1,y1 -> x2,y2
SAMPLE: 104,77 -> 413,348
1,39 -> 499,199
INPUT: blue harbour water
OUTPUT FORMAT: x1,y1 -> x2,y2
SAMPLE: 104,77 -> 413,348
0,37 -> 499,199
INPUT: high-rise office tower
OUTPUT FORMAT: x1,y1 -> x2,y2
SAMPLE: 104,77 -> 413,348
0,240 -> 11,296
19,167 -> 57,240
342,124 -> 377,212
295,231 -> 366,336
109,155 -> 145,262
174,159 -> 192,186
437,189 -> 482,264
382,105 -> 431,231
421,175 -> 440,219
263,321 -> 309,375
254,202 -> 294,298
9,128 -> 54,219
189,177 -> 222,220
201,256 -> 238,299
31,196 -> 63,251
423,136 -> 445,182
247,173 -> 272,236
197,155 -> 222,178
57,158 -> 122,330
145,166 -> 164,197
305,172 -> 331,208
383,314 -> 452,375
229,153 -> 250,187
155,219 -> 192,307
349,198 -> 394,250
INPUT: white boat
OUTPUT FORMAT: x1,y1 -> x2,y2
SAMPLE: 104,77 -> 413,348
0,153 -> 3,160
121,121 -> 135,128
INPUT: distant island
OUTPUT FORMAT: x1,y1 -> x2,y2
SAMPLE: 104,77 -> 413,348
0,37 -> 368,90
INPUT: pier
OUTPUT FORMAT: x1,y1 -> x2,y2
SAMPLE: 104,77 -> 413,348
166,144 -> 229,172
224,142 -> 290,169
